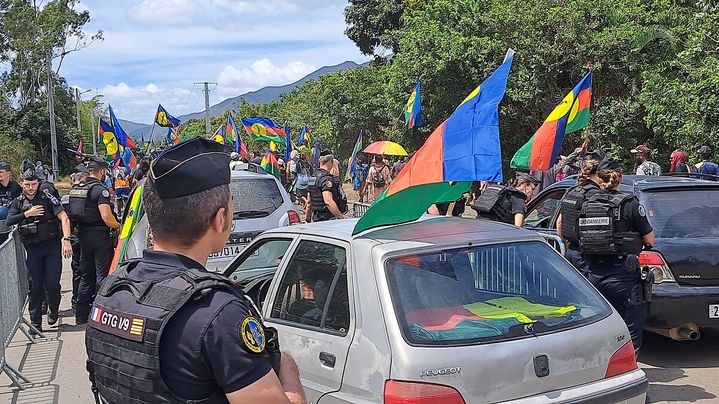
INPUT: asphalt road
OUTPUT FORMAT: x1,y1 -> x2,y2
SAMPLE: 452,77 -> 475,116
1,254 -> 717,403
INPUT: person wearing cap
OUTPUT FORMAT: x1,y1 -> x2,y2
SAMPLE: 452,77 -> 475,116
6,167 -> 72,333
84,138 -> 306,404
472,172 -> 540,227
308,149 -> 348,222
68,156 -> 121,324
694,145 -> 719,180
0,161 -> 22,244
631,144 -> 661,176
577,157 -> 655,355
64,164 -> 90,311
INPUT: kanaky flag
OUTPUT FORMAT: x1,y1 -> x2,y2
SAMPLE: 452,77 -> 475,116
404,81 -> 423,129
298,125 -> 311,146
211,125 -> 225,144
240,117 -> 286,143
260,152 -> 281,180
99,118 -> 119,157
511,71 -> 592,170
345,131 -> 362,182
109,105 -> 136,148
227,114 -> 248,159
155,104 -> 181,128
122,147 -> 138,170
353,50 -> 514,235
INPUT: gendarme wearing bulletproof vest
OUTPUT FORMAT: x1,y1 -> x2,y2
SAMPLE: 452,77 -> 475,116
84,138 -> 306,404
309,151 -> 346,222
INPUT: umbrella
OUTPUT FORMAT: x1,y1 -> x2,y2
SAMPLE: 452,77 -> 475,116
363,141 -> 408,156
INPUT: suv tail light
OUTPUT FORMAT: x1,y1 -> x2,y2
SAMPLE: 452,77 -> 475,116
287,210 -> 301,225
605,341 -> 637,378
384,380 -> 465,404
639,251 -> 675,283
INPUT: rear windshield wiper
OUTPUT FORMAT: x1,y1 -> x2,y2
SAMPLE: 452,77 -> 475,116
233,210 -> 270,219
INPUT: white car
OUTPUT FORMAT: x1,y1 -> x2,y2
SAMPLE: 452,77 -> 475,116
224,216 -> 648,403
119,162 -> 300,272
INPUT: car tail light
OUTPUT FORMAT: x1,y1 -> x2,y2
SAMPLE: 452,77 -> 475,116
384,380 -> 465,404
605,341 -> 637,378
287,210 -> 300,225
639,251 -> 675,283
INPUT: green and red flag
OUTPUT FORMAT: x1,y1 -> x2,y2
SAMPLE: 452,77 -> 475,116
510,71 -> 592,171
260,151 -> 281,179
240,117 -> 286,143
353,50 -> 515,235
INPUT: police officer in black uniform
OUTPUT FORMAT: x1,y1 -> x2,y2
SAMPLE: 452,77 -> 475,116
84,138 -> 306,404
6,168 -> 72,332
578,157 -> 655,354
472,172 -> 539,227
62,164 -> 90,311
556,157 -> 603,277
69,156 -> 121,324
0,161 -> 23,245
309,149 -> 347,222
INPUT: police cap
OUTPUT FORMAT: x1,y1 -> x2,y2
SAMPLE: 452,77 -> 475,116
0,161 -> 10,171
86,156 -> 109,170
598,157 -> 622,171
516,172 -> 540,186
74,164 -> 90,174
149,137 -> 230,199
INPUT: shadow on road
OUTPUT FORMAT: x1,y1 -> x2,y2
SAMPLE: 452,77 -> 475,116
640,329 -> 719,368
647,384 -> 717,403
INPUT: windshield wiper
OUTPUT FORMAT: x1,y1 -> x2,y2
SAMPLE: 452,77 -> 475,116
233,210 -> 270,219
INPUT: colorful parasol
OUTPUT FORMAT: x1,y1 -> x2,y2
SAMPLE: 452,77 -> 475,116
362,140 -> 408,156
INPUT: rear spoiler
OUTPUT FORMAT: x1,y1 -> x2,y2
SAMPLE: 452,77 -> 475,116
662,172 -> 719,181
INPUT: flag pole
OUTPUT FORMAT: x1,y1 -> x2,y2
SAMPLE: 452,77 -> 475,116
146,120 -> 157,153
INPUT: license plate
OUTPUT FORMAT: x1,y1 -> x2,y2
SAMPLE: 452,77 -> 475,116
710,304 -> 719,319
208,244 -> 246,259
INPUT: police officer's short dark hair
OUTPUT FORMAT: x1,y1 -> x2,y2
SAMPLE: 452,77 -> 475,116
143,179 -> 231,247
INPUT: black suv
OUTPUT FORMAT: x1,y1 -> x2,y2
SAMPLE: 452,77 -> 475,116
525,174 -> 719,341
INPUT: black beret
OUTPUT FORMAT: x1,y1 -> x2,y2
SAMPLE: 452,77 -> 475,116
516,172 -> 540,186
74,164 -> 90,174
0,161 -> 10,171
598,157 -> 622,171
86,156 -> 109,169
149,137 -> 230,199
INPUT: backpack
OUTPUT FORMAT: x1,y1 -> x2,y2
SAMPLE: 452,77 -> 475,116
372,165 -> 389,188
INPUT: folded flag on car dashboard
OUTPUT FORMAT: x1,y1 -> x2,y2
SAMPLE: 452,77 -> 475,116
352,50 -> 515,235
510,71 -> 592,171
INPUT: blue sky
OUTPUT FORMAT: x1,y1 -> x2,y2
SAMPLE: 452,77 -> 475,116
63,0 -> 368,123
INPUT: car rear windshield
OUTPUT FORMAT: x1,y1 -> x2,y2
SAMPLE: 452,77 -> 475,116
385,241 -> 610,346
641,189 -> 719,238
231,178 -> 284,218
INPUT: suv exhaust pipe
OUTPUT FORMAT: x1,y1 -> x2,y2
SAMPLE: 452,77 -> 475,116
648,323 -> 701,341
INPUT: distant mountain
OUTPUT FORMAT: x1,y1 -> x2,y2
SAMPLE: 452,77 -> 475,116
122,60 -> 367,139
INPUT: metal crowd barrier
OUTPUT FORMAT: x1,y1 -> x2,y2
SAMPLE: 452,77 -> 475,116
0,231 -> 44,389
351,202 -> 371,218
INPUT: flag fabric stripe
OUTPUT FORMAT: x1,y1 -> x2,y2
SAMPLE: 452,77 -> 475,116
109,105 -> 136,149
510,72 -> 592,170
405,81 -> 422,129
260,152 -> 281,179
298,125 -> 311,146
354,51 -> 514,235
241,117 -> 286,143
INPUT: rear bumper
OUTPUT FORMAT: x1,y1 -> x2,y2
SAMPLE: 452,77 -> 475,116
647,282 -> 719,329
503,369 -> 647,403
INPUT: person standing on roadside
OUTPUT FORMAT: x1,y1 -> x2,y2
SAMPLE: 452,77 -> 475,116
472,172 -> 539,227
84,138 -> 306,404
669,150 -> 692,173
694,146 -> 719,180
631,145 -> 661,176
6,168 -> 72,333
365,155 -> 391,201
68,156 -> 121,324
0,161 -> 22,244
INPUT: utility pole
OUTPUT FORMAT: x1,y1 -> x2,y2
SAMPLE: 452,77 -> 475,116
75,87 -> 82,130
47,53 -> 59,180
195,82 -> 217,137
91,108 -> 97,155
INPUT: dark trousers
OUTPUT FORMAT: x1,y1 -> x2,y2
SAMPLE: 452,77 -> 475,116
566,247 -> 590,278
587,259 -> 648,355
71,237 -> 81,307
25,238 -> 62,323
76,229 -> 113,320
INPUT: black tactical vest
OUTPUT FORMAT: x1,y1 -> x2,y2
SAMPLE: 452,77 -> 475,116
86,260 -> 257,404
471,185 -> 525,224
68,178 -> 105,226
15,191 -> 61,244
310,169 -> 333,212
560,183 -> 601,245
578,193 -> 643,256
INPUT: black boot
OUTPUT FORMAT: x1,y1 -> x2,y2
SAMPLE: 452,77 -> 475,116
48,310 -> 58,325
41,301 -> 48,314
29,322 -> 43,336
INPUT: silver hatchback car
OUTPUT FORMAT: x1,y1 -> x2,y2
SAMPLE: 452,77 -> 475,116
224,217 -> 647,403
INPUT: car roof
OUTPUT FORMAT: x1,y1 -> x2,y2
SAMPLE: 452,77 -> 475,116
551,174 -> 719,193
264,216 -> 542,246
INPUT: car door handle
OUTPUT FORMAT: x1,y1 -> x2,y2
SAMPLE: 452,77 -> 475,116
319,352 -> 336,368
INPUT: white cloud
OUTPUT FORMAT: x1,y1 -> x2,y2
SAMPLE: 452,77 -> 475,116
127,0 -> 198,24
217,59 -> 315,94
144,83 -> 162,93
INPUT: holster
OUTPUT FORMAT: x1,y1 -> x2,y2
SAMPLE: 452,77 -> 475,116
641,267 -> 654,302
265,326 -> 282,375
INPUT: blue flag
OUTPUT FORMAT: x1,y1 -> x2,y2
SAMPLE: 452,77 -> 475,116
284,124 -> 292,161
109,105 -> 136,148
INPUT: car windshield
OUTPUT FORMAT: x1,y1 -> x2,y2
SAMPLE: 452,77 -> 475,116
641,189 -> 719,238
385,241 -> 610,346
231,178 -> 283,218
